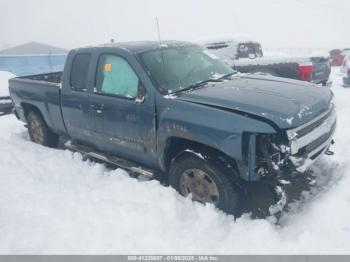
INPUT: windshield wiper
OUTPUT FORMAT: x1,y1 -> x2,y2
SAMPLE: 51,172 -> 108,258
217,71 -> 238,81
172,79 -> 223,94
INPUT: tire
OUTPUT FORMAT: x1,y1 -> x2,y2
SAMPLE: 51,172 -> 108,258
27,111 -> 59,147
169,152 -> 240,216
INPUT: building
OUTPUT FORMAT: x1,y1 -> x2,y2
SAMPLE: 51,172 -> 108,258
0,42 -> 67,76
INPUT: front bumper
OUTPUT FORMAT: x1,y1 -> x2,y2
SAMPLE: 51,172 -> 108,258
287,106 -> 336,172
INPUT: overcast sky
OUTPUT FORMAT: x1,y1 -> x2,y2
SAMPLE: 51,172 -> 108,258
0,0 -> 348,50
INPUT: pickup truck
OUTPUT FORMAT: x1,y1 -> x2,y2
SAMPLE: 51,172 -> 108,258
202,38 -> 331,85
9,41 -> 337,217
341,53 -> 350,86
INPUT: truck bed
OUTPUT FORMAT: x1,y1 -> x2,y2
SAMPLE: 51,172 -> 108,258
9,71 -> 67,136
233,56 -> 329,84
202,39 -> 330,84
233,57 -> 303,80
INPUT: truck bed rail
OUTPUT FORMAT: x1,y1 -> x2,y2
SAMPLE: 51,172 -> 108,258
17,72 -> 63,84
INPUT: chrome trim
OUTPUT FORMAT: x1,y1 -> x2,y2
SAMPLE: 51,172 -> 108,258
65,141 -> 153,178
307,134 -> 333,159
88,152 -> 153,177
287,106 -> 336,154
286,106 -> 333,139
288,102 -> 337,172
290,129 -> 335,173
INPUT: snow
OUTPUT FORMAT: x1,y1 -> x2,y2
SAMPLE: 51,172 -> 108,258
203,49 -> 219,60
234,56 -> 310,67
199,38 -> 327,68
0,99 -> 11,104
340,55 -> 349,76
200,39 -> 310,67
184,149 -> 205,160
0,71 -> 15,97
282,116 -> 294,126
0,68 -> 350,254
310,51 -> 330,59
164,93 -> 178,99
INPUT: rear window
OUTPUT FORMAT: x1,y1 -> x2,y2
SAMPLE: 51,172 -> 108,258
70,53 -> 91,91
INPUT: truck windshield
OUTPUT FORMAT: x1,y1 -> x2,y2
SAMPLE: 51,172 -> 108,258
140,46 -> 234,94
237,43 -> 263,59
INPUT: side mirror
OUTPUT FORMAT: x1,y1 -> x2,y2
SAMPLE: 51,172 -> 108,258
136,81 -> 146,103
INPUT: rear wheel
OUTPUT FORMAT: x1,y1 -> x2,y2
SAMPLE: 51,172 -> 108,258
169,152 -> 240,216
27,111 -> 59,147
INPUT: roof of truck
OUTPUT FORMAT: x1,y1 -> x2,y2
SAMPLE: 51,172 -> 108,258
83,40 -> 197,54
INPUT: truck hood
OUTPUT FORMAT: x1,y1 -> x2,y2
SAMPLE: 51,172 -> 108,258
176,74 -> 333,129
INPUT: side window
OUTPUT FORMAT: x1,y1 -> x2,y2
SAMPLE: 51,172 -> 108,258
96,54 -> 139,99
70,53 -> 91,91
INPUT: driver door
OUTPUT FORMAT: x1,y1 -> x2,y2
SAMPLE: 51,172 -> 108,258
89,53 -> 153,165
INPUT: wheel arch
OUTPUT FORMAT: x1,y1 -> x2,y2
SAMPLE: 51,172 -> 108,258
21,102 -> 43,119
23,102 -> 59,147
21,102 -> 57,135
163,137 -> 240,178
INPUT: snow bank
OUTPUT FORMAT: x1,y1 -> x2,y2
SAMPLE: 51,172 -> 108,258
234,56 -> 309,67
0,68 -> 349,254
0,71 -> 16,97
310,51 -> 330,59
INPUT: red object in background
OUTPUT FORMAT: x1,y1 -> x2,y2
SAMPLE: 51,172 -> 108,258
298,63 -> 313,81
329,49 -> 345,66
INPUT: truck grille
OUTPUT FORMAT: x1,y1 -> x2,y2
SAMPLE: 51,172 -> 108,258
303,121 -> 336,154
287,105 -> 336,172
295,109 -> 333,138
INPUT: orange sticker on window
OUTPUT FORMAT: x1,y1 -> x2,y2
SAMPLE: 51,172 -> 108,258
104,63 -> 112,72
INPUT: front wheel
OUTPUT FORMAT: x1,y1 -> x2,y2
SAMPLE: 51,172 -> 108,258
169,153 -> 240,215
27,111 -> 59,147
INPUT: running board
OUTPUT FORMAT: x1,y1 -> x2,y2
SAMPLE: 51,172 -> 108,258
65,141 -> 153,178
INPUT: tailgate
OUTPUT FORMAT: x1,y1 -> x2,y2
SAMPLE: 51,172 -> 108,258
311,57 -> 330,83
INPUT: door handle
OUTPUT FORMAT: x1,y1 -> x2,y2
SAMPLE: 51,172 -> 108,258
91,103 -> 105,113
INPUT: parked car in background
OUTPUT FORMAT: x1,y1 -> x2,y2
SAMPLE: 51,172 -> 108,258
329,49 -> 345,66
342,48 -> 350,55
9,41 -> 336,217
310,53 -> 331,86
341,53 -> 350,86
0,71 -> 15,116
201,38 -> 331,86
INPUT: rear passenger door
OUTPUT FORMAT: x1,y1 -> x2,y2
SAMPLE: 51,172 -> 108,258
61,51 -> 96,143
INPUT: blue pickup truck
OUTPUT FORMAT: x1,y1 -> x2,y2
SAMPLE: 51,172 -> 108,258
9,41 -> 337,216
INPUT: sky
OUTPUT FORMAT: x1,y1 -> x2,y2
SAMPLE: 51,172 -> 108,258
0,0 -> 349,50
